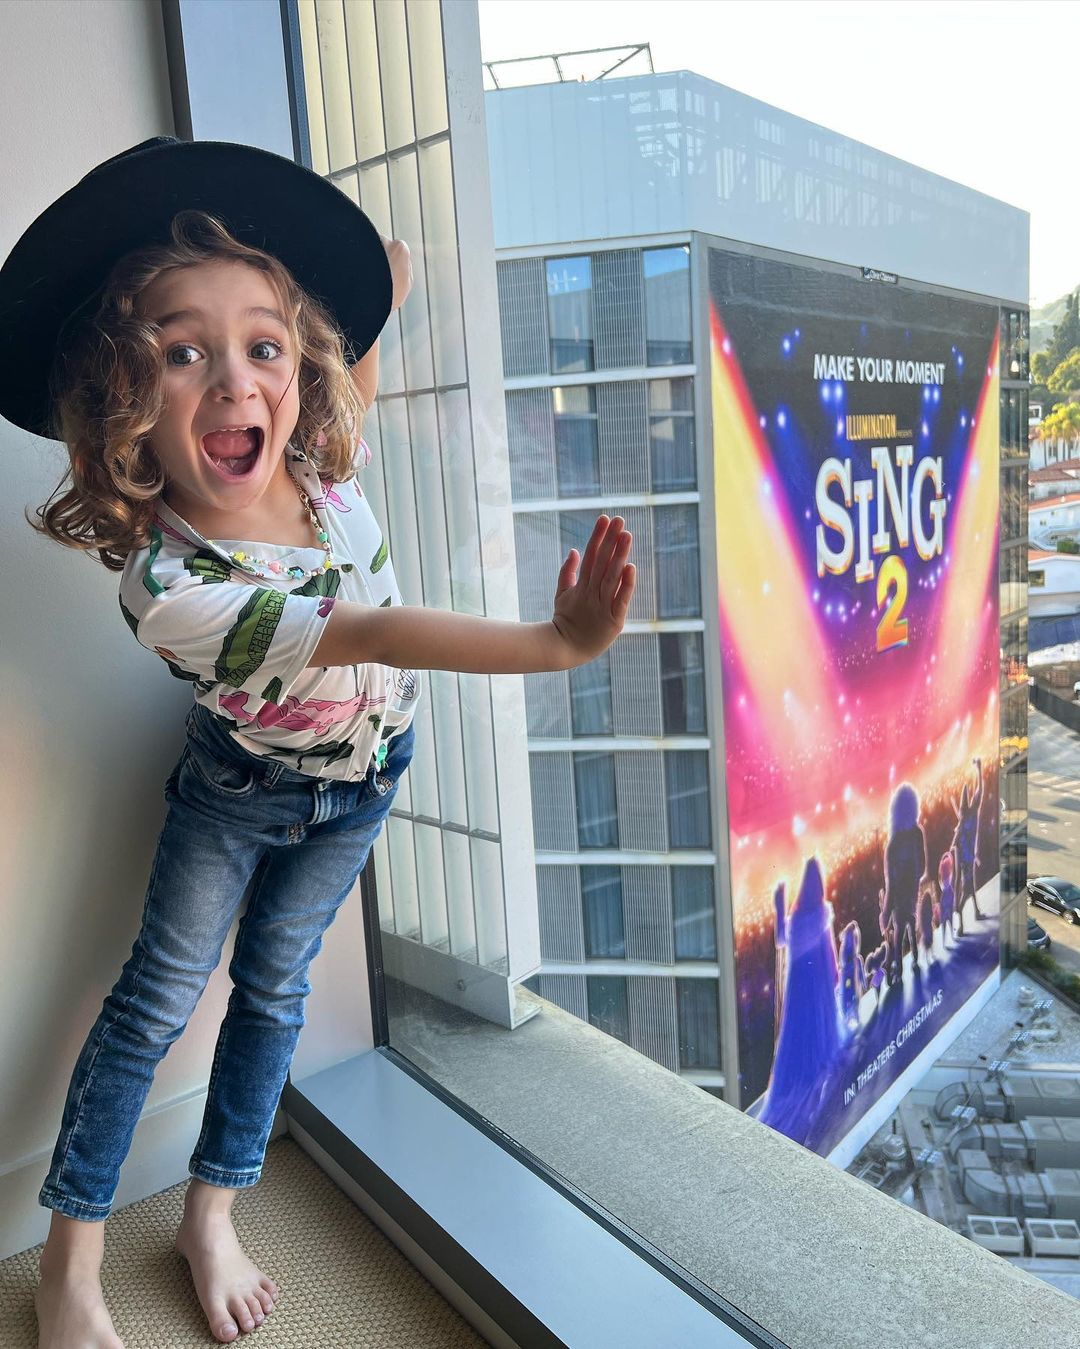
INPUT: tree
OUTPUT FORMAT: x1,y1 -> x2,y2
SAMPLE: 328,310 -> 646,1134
1048,348 -> 1080,394
1041,401 -> 1080,449
1033,350 -> 1054,385
1057,538 -> 1080,554
1048,290 -> 1080,370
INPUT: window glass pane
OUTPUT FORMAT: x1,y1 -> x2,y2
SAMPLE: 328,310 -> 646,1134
419,139 -> 467,386
1001,614 -> 1028,690
553,385 -> 600,495
376,0 -> 414,151
406,0 -> 448,138
676,978 -> 721,1068
570,651 -> 613,735
1002,756 -> 1027,833
650,413 -> 697,491
1001,685 -> 1027,769
1001,826 -> 1027,906
574,751 -> 618,848
587,975 -> 629,1040
553,385 -> 593,414
648,377 -> 694,413
644,246 -> 691,366
560,508 -> 601,566
582,865 -> 625,957
315,0 -> 356,173
1000,543 -> 1027,619
673,867 -> 716,959
1001,464 -> 1025,542
388,152 -> 434,388
547,256 -> 594,373
299,1 -> 331,174
665,750 -> 711,849
1001,307 -> 1029,381
655,505 -> 701,617
344,0 -> 384,161
659,632 -> 706,734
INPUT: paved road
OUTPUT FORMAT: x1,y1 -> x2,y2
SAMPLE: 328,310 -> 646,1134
1027,705 -> 1080,975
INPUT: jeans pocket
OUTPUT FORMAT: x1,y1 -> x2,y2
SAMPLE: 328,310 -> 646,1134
183,734 -> 259,798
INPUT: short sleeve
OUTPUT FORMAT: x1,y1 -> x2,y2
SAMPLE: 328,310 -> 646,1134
125,563 -> 336,699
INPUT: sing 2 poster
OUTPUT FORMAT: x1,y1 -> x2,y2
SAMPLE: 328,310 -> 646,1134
709,249 -> 1001,1156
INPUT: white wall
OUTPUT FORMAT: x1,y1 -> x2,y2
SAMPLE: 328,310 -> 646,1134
1029,555 -> 1080,617
1030,497 -> 1080,537
1032,473 -> 1080,501
0,0 -> 227,1258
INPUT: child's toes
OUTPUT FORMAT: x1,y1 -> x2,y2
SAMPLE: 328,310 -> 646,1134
231,1296 -> 255,1331
245,1293 -> 265,1325
259,1275 -> 278,1302
211,1306 -> 240,1341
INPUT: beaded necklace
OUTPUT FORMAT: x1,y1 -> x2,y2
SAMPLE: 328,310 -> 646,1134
208,461 -> 332,582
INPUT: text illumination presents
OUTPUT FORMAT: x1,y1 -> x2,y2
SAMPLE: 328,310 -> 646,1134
709,248 -> 1001,1161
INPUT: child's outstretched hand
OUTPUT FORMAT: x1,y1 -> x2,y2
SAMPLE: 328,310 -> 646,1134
548,515 -> 635,668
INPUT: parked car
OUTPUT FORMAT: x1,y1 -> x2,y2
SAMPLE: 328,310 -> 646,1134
1027,875 -> 1080,924
1028,917 -> 1051,951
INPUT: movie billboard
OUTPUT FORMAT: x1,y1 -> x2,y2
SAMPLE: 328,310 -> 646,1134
709,249 -> 1001,1156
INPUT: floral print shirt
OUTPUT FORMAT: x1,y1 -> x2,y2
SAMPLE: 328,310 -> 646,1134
118,442 -> 422,782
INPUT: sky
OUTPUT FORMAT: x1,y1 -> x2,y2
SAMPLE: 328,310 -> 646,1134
477,0 -> 1066,308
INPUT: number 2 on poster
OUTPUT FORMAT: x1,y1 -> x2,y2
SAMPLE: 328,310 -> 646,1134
876,554 -> 909,652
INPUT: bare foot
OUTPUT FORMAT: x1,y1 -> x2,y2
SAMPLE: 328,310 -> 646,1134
34,1261 -> 125,1349
173,1211 -> 278,1342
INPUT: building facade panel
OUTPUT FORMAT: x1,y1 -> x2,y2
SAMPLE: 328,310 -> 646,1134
536,866 -> 587,962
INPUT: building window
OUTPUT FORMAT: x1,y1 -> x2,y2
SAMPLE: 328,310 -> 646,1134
582,865 -> 625,957
1029,568 -> 1045,589
1001,614 -> 1028,689
587,975 -> 629,1040
1001,685 -> 1028,767
547,256 -> 594,373
1001,463 -> 1026,541
659,631 -> 706,734
665,750 -> 712,849
1002,758 -> 1027,834
553,384 -> 600,495
570,650 -> 613,735
644,246 -> 692,366
1001,308 -> 1029,382
676,978 -> 721,1068
1001,544 -> 1027,619
574,750 -> 618,849
649,376 -> 696,490
673,867 -> 716,959
1000,387 -> 1028,456
655,504 -> 701,616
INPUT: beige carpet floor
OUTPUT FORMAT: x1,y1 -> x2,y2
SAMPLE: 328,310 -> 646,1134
0,1135 -> 491,1348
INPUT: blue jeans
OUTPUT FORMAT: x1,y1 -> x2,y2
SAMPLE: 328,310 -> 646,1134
38,701 -> 415,1221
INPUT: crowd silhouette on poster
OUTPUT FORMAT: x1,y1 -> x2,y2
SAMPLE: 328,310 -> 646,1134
757,759 -> 986,1144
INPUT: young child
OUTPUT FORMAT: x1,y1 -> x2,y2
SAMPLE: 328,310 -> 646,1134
0,137 -> 636,1349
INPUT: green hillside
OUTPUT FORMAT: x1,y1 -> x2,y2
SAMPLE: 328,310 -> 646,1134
1033,289 -> 1076,354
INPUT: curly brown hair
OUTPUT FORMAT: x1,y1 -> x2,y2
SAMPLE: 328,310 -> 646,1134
27,208 -> 371,572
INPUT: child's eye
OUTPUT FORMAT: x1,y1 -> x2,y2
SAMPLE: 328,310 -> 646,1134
165,338 -> 285,366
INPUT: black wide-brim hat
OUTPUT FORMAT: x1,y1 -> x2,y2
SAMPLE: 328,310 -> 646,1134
0,135 -> 392,440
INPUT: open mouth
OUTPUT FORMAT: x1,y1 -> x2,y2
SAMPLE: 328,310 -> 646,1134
201,426 -> 264,481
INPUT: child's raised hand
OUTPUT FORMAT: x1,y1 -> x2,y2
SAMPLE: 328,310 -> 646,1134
548,515 -> 635,668
379,233 -> 413,311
